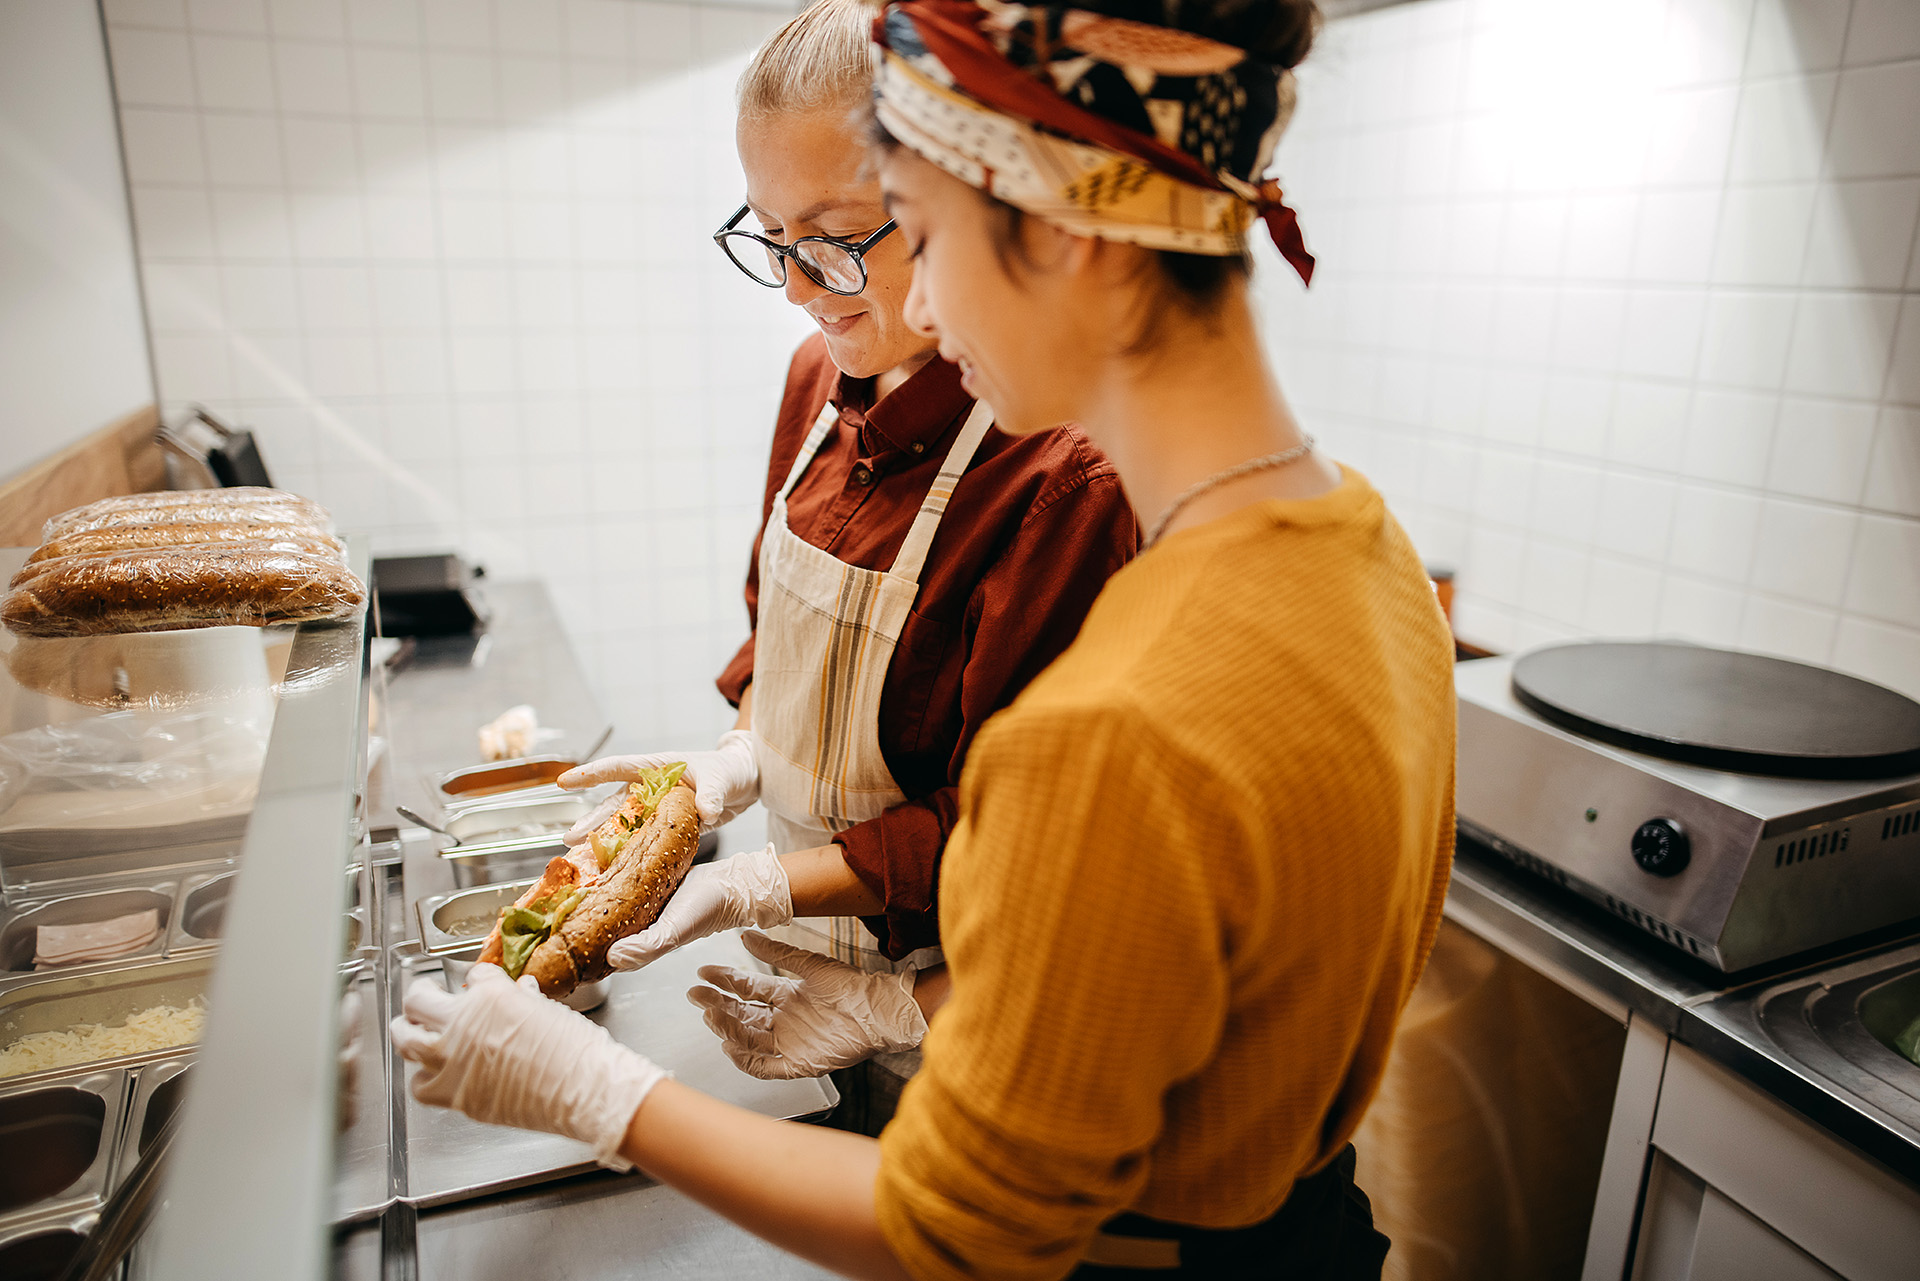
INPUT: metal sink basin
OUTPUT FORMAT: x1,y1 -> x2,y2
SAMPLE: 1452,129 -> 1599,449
1752,940 -> 1920,1133
1860,970 -> 1920,1073
1818,963 -> 1920,1102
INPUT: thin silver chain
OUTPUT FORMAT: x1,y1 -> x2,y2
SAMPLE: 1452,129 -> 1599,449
1143,435 -> 1318,548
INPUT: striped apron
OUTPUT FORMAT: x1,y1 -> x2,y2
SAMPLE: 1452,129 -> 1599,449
753,396 -> 994,974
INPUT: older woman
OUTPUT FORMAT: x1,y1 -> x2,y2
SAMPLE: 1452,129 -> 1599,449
557,0 -> 1136,993
394,2 -> 1456,1277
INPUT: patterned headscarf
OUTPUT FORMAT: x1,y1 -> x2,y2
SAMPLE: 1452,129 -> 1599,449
872,0 -> 1314,283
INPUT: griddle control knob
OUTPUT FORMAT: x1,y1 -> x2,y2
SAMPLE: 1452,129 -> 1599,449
1631,818 -> 1690,877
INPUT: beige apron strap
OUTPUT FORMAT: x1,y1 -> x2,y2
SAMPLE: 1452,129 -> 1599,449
774,402 -> 842,504
887,400 -> 994,585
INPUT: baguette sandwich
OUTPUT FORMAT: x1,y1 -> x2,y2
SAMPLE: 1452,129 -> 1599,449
477,763 -> 700,999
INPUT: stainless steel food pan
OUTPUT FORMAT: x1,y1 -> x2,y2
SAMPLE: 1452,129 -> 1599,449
167,871 -> 233,952
416,878 -> 538,952
0,883 -> 174,973
435,756 -> 577,802
0,1068 -> 125,1229
0,954 -> 213,1086
440,792 -> 589,845
437,942 -> 609,1013
119,1058 -> 193,1183
418,881 -> 609,1012
439,834 -> 572,889
0,1210 -> 95,1281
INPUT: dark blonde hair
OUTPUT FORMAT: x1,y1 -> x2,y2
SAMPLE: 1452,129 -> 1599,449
738,0 -> 876,120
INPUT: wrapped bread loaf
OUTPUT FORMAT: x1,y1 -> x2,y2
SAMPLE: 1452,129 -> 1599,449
1,542 -> 365,637
19,524 -> 347,579
43,487 -> 332,541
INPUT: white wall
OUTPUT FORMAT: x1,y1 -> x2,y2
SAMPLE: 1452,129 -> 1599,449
99,0 -> 811,749
1259,0 -> 1920,697
0,0 -> 155,473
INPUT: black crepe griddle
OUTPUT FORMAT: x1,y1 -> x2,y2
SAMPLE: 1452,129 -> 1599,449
1510,641 -> 1920,780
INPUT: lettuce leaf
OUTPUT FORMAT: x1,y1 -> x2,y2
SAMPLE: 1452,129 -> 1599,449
498,900 -> 554,979
627,761 -> 687,822
1894,1013 -> 1920,1068
496,887 -> 588,980
596,762 -> 687,870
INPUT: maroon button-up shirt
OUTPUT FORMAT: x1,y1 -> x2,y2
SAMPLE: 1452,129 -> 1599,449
718,334 -> 1139,957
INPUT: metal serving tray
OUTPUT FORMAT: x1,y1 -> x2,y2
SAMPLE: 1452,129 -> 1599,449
417,878 -> 610,1011
0,954 -> 213,1088
415,879 -> 536,953
391,930 -> 838,1208
435,757 -> 577,802
165,871 -> 232,953
0,1207 -> 97,1280
0,1049 -> 198,1276
440,791 -> 589,844
332,966 -> 386,1225
168,867 -> 366,973
0,881 -> 177,974
438,833 -> 572,889
0,1068 -> 126,1229
123,1059 -> 193,1172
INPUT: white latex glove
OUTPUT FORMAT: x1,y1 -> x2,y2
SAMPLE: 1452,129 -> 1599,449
559,729 -> 759,839
389,963 -> 665,1169
687,931 -> 927,1080
606,844 -> 792,972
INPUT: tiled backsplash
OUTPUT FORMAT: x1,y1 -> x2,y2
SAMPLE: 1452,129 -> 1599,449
102,0 -> 812,748
98,0 -> 1920,721
1259,0 -> 1920,696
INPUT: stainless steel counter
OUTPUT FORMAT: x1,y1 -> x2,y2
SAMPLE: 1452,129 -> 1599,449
365,583 -> 1920,1275
358,581 -> 837,1280
371,580 -> 609,910
1446,838 -> 1920,1185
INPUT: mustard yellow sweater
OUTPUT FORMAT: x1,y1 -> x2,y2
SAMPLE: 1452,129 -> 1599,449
874,467 -> 1458,1281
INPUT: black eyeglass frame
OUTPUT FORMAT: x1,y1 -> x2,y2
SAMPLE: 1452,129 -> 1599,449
713,203 -> 899,297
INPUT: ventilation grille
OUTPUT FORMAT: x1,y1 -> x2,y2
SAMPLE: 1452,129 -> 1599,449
1884,808 -> 1920,843
1774,827 -> 1851,868
1601,894 -> 1706,956
1497,845 -> 1573,890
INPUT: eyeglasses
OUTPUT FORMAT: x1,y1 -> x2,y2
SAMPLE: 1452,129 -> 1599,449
713,203 -> 898,297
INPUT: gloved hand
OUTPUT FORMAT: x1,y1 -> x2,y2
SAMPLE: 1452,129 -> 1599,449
687,931 -> 927,1080
559,729 -> 760,839
606,844 -> 792,972
389,963 -> 665,1169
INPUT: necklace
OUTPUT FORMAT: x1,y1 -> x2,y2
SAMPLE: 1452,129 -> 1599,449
1143,435 -> 1318,548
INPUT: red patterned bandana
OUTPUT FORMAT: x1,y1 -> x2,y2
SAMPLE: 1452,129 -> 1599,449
873,0 -> 1314,284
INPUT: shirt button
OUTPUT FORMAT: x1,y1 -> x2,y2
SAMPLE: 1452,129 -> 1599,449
910,442 -> 926,455
852,465 -> 873,486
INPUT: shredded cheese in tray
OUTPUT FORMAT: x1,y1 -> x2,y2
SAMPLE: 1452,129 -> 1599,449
0,998 -> 207,1079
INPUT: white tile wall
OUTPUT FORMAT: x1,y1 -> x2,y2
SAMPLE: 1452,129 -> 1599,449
102,0 -> 811,749
1259,0 -> 1920,696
